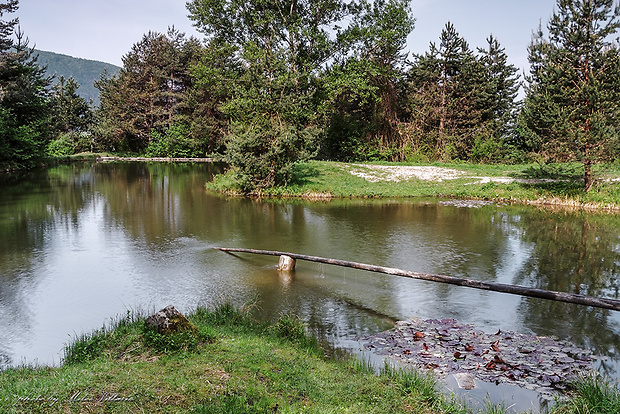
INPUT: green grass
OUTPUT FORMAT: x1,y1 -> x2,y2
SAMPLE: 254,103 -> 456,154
208,161 -> 620,210
2,301 -> 619,413
0,302 -> 469,414
552,374 -> 620,414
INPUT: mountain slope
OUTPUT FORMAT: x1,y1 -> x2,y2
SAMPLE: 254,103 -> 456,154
35,50 -> 121,106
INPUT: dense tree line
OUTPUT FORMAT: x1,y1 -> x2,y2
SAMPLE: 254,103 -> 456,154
0,0 -> 93,168
2,0 -> 620,192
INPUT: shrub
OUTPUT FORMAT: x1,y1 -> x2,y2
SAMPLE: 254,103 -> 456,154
46,133 -> 76,157
224,121 -> 319,193
146,124 -> 204,158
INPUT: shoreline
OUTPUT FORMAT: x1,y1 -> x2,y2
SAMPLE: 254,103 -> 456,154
207,160 -> 620,212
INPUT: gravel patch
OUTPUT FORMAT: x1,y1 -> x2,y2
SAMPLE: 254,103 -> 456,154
345,164 -> 467,182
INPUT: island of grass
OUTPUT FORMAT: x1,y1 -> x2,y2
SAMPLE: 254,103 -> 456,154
207,161 -> 620,211
1,301 -> 618,414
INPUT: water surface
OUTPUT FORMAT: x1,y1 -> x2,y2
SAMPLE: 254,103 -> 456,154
1,162 -> 619,407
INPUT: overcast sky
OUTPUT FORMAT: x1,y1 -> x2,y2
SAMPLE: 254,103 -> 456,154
16,0 -> 557,74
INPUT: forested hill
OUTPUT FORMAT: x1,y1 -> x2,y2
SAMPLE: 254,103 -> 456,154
35,50 -> 121,106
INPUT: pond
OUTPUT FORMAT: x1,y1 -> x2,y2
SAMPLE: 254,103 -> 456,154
1,162 -> 619,410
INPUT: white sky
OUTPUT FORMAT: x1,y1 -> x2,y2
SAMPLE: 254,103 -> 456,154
16,0 -> 557,75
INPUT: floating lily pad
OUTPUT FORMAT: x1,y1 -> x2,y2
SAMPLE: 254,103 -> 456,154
358,318 -> 594,396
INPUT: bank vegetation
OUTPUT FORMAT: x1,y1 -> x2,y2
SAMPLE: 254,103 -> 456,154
0,302 -> 618,414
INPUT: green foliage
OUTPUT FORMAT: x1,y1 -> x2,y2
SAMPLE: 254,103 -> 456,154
46,133 -> 75,156
522,0 -> 620,191
188,0 -> 349,188
470,132 -> 502,163
95,28 -> 203,153
48,76 -> 93,139
0,2 -> 51,170
186,39 -> 239,154
145,124 -> 204,158
321,0 -> 415,161
224,121 -> 319,192
0,109 -> 45,169
405,23 -> 520,163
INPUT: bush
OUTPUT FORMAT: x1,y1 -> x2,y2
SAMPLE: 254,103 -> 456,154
146,124 -> 204,158
470,134 -> 501,163
46,133 -> 76,156
224,121 -> 319,193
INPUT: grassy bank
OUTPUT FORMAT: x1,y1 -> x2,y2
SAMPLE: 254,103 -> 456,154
0,303 -> 469,414
208,161 -> 620,210
1,303 -> 619,413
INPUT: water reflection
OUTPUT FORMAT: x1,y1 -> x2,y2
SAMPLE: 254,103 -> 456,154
0,162 -> 619,387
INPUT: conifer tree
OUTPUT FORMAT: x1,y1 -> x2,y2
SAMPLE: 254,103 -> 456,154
522,0 -> 620,191
49,76 -> 92,135
95,29 -> 203,152
475,36 -> 521,161
0,0 -> 50,169
406,22 -> 487,160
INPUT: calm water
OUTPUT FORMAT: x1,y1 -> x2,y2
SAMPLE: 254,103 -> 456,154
1,162 -> 620,406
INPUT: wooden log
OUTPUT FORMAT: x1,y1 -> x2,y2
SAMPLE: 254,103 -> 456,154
214,247 -> 620,312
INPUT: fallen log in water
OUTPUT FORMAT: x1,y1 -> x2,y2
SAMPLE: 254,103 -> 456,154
214,247 -> 620,312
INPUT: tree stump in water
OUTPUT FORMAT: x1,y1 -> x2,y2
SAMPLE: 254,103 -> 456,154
277,255 -> 296,271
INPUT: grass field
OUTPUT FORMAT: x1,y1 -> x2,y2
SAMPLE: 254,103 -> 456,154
208,161 -> 620,210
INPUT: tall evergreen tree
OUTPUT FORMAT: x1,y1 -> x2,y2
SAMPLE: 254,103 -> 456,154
475,35 -> 521,161
45,76 -> 94,155
95,29 -> 203,152
406,22 -> 487,160
0,0 -> 50,169
49,76 -> 92,135
522,0 -> 620,191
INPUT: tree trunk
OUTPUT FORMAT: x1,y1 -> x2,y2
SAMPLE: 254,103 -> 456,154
584,145 -> 593,192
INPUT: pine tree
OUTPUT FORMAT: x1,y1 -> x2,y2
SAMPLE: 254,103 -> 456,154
0,0 -> 50,169
475,35 -> 521,161
49,76 -> 92,135
522,0 -> 620,191
406,22 -> 487,160
95,29 -> 203,153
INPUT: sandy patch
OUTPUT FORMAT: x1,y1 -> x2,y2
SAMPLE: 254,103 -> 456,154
345,164 -> 466,182
344,164 -> 565,185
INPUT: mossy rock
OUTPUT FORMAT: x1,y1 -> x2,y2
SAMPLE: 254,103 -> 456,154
145,305 -> 198,335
